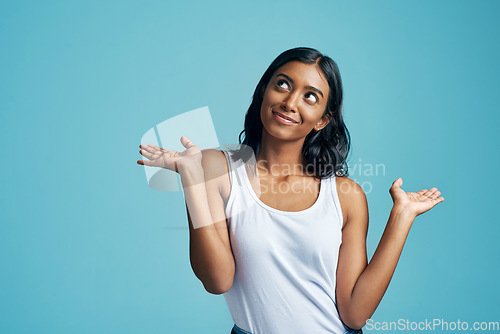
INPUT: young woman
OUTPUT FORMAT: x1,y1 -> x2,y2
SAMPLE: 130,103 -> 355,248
137,47 -> 444,334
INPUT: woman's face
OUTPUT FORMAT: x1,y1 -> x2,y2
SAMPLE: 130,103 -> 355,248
260,60 -> 331,142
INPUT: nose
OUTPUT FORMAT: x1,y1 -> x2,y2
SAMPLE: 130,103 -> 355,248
281,91 -> 300,113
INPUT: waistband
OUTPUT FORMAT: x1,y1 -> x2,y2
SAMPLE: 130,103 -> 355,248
231,324 -> 363,334
344,327 -> 363,334
231,324 -> 252,334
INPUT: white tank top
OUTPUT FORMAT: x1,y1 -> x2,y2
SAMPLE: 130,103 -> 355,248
221,149 -> 349,334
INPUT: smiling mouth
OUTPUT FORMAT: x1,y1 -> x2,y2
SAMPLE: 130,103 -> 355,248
272,110 -> 299,124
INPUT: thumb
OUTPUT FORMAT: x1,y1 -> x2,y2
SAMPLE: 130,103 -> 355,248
390,177 -> 403,192
180,136 -> 195,149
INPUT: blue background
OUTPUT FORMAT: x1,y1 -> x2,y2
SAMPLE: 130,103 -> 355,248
1,0 -> 499,333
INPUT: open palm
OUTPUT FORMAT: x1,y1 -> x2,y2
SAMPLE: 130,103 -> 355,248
389,178 -> 445,218
137,136 -> 201,173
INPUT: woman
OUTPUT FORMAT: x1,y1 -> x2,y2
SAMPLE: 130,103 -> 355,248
137,47 -> 444,334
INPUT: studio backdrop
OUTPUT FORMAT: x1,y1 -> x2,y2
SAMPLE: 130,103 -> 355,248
1,1 -> 499,333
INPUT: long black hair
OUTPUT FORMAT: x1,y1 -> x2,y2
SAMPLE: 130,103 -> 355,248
236,47 -> 350,179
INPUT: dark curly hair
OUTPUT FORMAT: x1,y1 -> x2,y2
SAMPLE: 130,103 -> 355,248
235,47 -> 350,178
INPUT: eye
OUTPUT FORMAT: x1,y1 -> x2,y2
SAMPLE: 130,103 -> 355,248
276,79 -> 290,90
305,92 -> 318,103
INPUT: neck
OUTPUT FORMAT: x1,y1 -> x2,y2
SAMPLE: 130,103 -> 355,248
256,132 -> 308,177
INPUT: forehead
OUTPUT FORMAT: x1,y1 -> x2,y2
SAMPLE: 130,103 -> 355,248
272,61 -> 329,91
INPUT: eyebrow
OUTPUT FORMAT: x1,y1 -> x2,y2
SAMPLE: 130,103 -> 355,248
276,73 -> 324,98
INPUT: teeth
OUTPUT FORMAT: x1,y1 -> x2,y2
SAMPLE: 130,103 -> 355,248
274,111 -> 295,123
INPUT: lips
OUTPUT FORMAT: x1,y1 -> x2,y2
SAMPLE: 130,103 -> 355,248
272,110 -> 299,124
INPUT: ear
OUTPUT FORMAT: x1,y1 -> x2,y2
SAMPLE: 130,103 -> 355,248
314,114 -> 331,131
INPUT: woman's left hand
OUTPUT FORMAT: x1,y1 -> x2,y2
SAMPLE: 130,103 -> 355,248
389,177 -> 445,218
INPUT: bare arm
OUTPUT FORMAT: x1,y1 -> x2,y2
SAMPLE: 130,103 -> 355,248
183,150 -> 235,294
138,138 -> 235,294
336,177 -> 444,329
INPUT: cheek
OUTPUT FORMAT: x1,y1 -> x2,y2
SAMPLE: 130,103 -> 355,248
260,95 -> 275,118
300,110 -> 325,127
262,88 -> 282,104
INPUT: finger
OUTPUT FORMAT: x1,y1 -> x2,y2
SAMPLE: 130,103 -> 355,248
140,145 -> 159,154
150,145 -> 167,154
421,188 -> 437,198
139,148 -> 161,158
426,188 -> 438,196
139,149 -> 158,160
416,189 -> 428,197
391,177 -> 403,189
432,197 -> 445,205
429,190 -> 441,199
137,159 -> 155,167
139,144 -> 159,149
180,136 -> 196,149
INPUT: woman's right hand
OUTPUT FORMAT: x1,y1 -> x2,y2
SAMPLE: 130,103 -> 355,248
137,136 -> 202,173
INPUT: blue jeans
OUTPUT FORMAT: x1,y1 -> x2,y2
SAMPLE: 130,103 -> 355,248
230,324 -> 363,334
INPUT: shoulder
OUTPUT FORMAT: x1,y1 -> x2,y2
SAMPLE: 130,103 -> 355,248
201,148 -> 225,160
335,176 -> 368,229
335,176 -> 365,198
200,149 -> 229,173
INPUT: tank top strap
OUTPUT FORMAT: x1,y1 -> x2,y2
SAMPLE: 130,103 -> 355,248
221,149 -> 256,219
327,174 -> 344,229
221,149 -> 245,189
